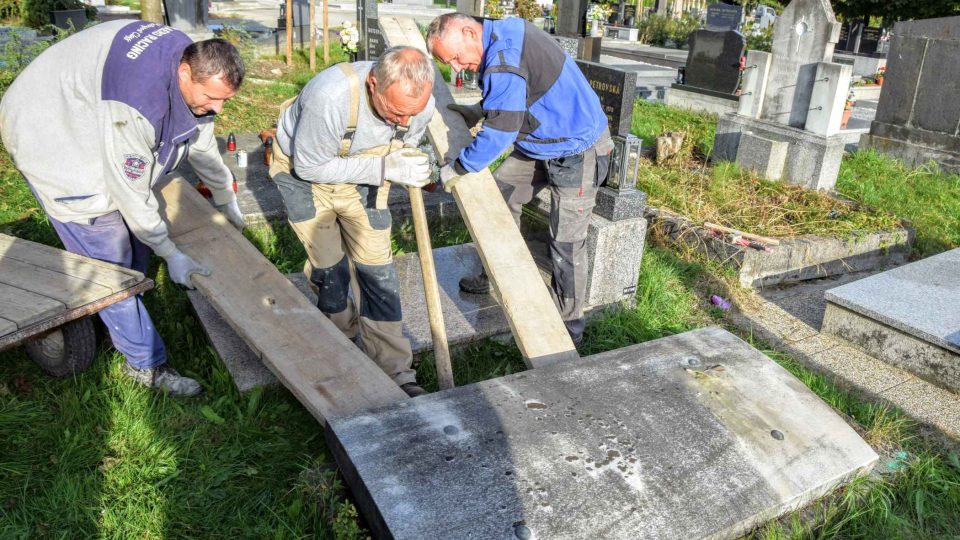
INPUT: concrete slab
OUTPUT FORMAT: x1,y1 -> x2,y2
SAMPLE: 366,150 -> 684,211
824,248 -> 960,355
326,327 -> 878,540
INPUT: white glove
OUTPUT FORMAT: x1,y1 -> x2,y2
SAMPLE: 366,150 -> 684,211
384,148 -> 431,188
446,103 -> 484,127
439,163 -> 465,193
164,249 -> 210,289
215,199 -> 245,231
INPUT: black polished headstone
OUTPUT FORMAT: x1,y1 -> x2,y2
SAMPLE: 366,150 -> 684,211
705,3 -> 741,31
358,0 -> 385,60
837,24 -> 851,51
681,29 -> 745,94
556,0 -> 587,37
858,26 -> 881,54
575,60 -> 637,137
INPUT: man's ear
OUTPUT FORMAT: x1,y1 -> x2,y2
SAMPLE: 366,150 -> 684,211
367,72 -> 378,94
178,62 -> 192,83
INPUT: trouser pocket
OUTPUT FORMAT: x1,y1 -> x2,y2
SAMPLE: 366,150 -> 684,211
273,172 -> 316,223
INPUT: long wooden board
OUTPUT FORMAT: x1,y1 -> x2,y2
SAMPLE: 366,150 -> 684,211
379,17 -> 578,368
157,178 -> 407,424
0,234 -> 143,292
0,282 -> 65,330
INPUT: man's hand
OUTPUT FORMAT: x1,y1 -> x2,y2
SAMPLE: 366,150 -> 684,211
216,199 -> 245,231
384,148 -> 431,189
446,103 -> 484,128
439,163 -> 466,193
164,250 -> 211,289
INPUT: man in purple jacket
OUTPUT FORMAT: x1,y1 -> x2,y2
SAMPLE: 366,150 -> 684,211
0,21 -> 245,396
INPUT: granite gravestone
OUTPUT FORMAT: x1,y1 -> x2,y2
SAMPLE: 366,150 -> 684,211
760,0 -> 840,129
706,3 -> 742,31
858,26 -> 881,54
358,0 -> 385,60
861,15 -> 960,172
557,0 -> 587,37
575,60 -> 637,137
682,29 -> 746,94
836,23 -> 851,51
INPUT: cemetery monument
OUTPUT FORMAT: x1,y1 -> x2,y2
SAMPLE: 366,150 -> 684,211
713,0 -> 851,189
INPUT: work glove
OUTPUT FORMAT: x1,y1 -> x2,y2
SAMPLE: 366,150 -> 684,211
164,249 -> 210,289
215,199 -> 245,231
439,162 -> 466,193
384,148 -> 431,189
446,103 -> 484,128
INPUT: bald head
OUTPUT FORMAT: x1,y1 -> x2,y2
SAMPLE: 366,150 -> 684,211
367,46 -> 435,126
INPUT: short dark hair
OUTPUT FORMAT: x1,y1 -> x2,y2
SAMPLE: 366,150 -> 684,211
180,39 -> 245,90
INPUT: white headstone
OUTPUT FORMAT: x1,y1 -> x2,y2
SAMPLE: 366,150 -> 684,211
805,61 -> 852,136
760,0 -> 840,129
738,50 -> 772,118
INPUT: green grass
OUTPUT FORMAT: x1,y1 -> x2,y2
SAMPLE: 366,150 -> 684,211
836,150 -> 960,258
631,100 -> 717,157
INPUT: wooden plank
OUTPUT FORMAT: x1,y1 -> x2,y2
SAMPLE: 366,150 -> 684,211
380,17 -> 579,368
157,178 -> 408,424
0,282 -> 66,330
0,257 -> 113,308
0,279 -> 154,351
0,234 -> 143,292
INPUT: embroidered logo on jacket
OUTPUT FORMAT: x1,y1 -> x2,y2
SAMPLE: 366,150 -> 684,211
123,155 -> 148,180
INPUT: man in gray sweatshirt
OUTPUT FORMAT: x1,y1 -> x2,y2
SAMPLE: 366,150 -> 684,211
271,46 -> 435,397
0,21 -> 245,396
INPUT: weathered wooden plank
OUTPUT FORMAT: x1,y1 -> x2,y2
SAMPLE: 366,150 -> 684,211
0,282 -> 66,330
0,279 -> 154,351
157,178 -> 408,424
0,234 -> 143,293
0,257 -> 113,308
379,17 -> 579,367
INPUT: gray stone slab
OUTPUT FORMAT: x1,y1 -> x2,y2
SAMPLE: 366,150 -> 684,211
736,132 -> 788,180
822,303 -> 960,393
824,248 -> 960,355
326,327 -> 878,540
715,113 -> 847,190
913,39 -> 960,134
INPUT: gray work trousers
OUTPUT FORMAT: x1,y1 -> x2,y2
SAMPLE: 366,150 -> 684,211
493,131 -> 612,343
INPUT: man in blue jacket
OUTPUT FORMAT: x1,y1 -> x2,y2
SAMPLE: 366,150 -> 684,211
426,13 -> 612,347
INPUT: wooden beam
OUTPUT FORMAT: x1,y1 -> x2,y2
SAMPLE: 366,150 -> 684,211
379,17 -> 578,368
157,178 -> 407,424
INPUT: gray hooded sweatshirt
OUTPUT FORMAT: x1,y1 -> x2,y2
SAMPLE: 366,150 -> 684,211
0,20 -> 236,258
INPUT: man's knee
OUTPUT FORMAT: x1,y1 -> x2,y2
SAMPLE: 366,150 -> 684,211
354,261 -> 402,322
307,256 -> 351,314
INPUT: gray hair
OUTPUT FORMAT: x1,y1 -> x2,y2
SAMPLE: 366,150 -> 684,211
371,46 -> 435,97
425,13 -> 479,53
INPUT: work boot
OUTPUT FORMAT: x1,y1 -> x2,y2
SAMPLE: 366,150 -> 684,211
459,271 -> 490,295
123,363 -> 203,397
400,382 -> 426,397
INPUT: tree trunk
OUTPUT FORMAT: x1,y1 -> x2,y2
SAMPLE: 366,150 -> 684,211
141,0 -> 163,23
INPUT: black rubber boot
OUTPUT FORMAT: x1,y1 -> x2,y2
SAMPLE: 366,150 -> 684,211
459,271 -> 490,295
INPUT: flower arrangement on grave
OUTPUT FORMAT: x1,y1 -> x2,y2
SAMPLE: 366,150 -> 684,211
587,3 -> 612,22
339,21 -> 360,54
874,66 -> 886,85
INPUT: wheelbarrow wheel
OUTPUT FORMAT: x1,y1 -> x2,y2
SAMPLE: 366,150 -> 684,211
25,317 -> 97,377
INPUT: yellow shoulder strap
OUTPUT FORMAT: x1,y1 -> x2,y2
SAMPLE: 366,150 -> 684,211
337,63 -> 361,157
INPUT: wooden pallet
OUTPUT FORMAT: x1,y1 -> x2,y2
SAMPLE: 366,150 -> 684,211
0,234 -> 153,350
379,16 -> 579,368
157,178 -> 408,424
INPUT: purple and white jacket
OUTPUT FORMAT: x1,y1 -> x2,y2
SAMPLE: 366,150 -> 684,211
0,20 -> 235,258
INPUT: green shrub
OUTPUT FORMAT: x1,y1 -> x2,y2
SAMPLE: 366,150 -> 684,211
514,0 -> 541,21
637,13 -> 700,48
21,0 -> 90,29
744,23 -> 773,52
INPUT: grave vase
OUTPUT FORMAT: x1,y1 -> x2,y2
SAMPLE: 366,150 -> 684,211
590,21 -> 602,37
841,108 -> 852,129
